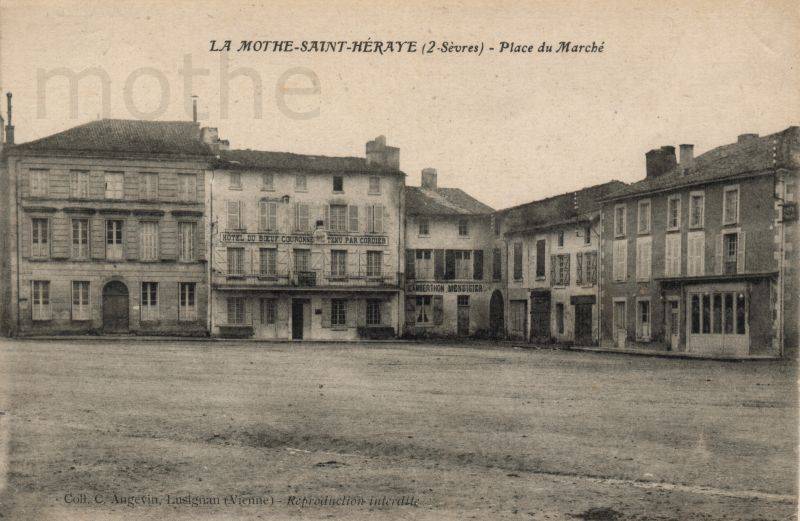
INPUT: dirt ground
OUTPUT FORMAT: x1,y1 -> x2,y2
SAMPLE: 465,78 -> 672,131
0,338 -> 796,520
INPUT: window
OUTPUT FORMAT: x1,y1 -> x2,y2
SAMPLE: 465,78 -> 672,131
687,231 -> 705,276
330,250 -> 347,277
295,203 -> 310,232
105,172 -> 124,199
367,204 -> 384,233
492,248 -> 502,281
261,172 -> 274,191
259,248 -> 277,277
227,247 -> 245,276
259,201 -> 278,231
664,233 -> 681,277
690,291 -> 747,336
368,176 -> 381,195
260,299 -> 276,324
556,303 -> 564,334
294,249 -> 310,273
637,200 -> 651,234
333,176 -> 343,192
702,294 -> 711,334
535,239 -> 546,278
348,206 -> 359,232
613,239 -> 627,282
635,236 -> 652,282
614,204 -> 626,237
141,282 -> 159,322
331,299 -> 346,327
513,242 -> 523,281
141,173 -> 159,200
32,281 -> 50,321
691,295 -> 700,334
178,174 -> 197,202
667,196 -> 681,230
636,299 -> 651,340
226,201 -> 242,230
139,221 -> 159,261
229,172 -> 242,189
723,186 -> 739,225
70,170 -> 90,199
551,254 -> 570,286
584,224 -> 592,245
227,297 -> 246,324
723,232 -> 739,274
576,251 -> 597,286
29,169 -> 49,197
415,250 -> 433,279
31,218 -> 49,258
71,219 -> 89,259
71,281 -> 90,321
179,222 -> 196,261
179,282 -> 197,321
689,192 -> 705,228
366,299 -> 382,325
367,251 -> 382,277
106,220 -> 124,260
452,250 -> 470,279
415,295 -> 431,324
295,174 -> 307,191
418,217 -> 430,236
458,219 -> 469,237
557,230 -> 565,247
329,204 -> 347,232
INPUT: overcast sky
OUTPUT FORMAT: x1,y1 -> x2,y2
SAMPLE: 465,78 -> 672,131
1,0 -> 798,209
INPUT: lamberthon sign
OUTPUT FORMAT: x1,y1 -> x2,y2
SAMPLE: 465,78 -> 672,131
220,232 -> 388,246
407,282 -> 484,293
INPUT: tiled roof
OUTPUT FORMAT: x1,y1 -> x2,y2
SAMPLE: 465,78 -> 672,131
11,119 -> 213,157
405,186 -> 495,216
216,149 -> 404,174
604,126 -> 800,201
498,180 -> 627,233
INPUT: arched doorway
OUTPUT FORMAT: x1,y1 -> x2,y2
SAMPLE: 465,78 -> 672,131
102,281 -> 129,333
489,290 -> 504,339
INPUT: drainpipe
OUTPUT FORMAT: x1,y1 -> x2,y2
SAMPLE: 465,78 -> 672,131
208,168 -> 215,337
595,212 -> 603,346
14,156 -> 21,335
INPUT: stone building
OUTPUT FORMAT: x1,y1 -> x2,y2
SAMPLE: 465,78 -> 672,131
599,127 -> 799,357
497,181 -> 626,343
403,168 -> 504,337
0,116 -> 213,336
208,136 -> 405,340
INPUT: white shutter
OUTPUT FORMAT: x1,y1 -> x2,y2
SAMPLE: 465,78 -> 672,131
737,231 -> 746,273
259,201 -> 267,231
348,205 -> 359,232
715,233 -> 723,275
374,204 -> 384,233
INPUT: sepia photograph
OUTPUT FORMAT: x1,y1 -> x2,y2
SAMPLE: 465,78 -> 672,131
0,0 -> 797,519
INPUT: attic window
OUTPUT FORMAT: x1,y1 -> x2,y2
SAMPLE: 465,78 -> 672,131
458,219 -> 469,237
333,176 -> 343,193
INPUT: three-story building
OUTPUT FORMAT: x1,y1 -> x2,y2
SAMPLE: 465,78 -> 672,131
208,136 -> 405,340
0,118 -> 213,336
600,128 -> 799,357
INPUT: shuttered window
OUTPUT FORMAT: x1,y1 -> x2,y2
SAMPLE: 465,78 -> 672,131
71,281 -> 90,321
105,172 -> 124,199
141,173 -> 159,200
29,169 -> 49,197
723,186 -> 739,225
330,204 -> 347,231
226,201 -> 241,230
259,201 -> 278,231
178,174 -> 197,202
367,251 -> 382,277
70,170 -> 90,199
689,192 -> 704,228
367,204 -> 384,233
331,299 -> 347,327
227,297 -> 246,324
179,282 -> 197,321
106,220 -> 124,260
71,219 -> 90,259
31,218 -> 49,258
664,233 -> 681,277
139,221 -> 159,261
141,282 -> 159,322
635,236 -> 652,281
295,203 -> 310,231
259,248 -> 277,276
227,247 -> 245,275
32,281 -> 51,321
492,248 -> 502,281
179,222 -> 196,261
613,239 -> 627,282
330,250 -> 347,277
513,242 -> 523,281
687,231 -> 705,276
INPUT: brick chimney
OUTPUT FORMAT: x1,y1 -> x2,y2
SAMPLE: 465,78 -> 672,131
421,168 -> 438,189
737,133 -> 759,144
365,135 -> 400,169
200,127 -> 229,152
5,92 -> 14,145
645,145 -> 677,178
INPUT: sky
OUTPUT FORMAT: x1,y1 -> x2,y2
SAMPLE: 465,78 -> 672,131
0,0 -> 798,209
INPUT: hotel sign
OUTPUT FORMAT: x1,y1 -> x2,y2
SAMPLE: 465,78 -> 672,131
407,282 -> 484,293
220,232 -> 388,246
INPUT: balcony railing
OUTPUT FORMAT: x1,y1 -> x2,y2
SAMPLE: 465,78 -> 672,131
214,268 -> 399,288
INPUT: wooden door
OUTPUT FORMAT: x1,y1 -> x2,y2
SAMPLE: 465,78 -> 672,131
102,281 -> 129,333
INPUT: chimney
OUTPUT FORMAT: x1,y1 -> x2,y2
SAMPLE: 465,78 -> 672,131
191,95 -> 198,123
200,127 -> 224,152
365,135 -> 400,170
5,92 -> 14,145
645,145 -> 677,179
737,133 -> 759,144
421,168 -> 438,190
660,146 -> 677,172
679,144 -> 694,172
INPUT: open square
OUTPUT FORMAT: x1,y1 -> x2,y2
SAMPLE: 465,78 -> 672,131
0,339 -> 795,520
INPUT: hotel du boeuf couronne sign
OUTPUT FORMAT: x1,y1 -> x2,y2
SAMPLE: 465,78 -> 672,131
220,231 -> 388,246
